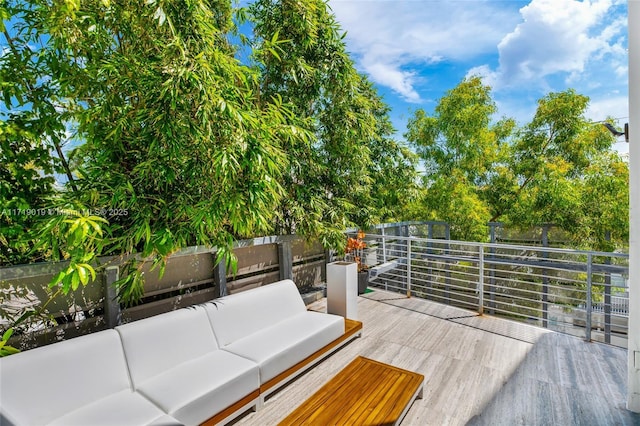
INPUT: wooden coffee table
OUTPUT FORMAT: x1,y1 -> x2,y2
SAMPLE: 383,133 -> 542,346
279,356 -> 424,426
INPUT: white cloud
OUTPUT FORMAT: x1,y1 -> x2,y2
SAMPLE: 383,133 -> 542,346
329,0 -> 521,102
485,0 -> 626,89
363,61 -> 421,103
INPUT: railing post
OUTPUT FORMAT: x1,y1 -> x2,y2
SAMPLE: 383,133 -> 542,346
445,225 -> 451,304
426,226 -> 433,298
542,225 -> 549,328
478,246 -> 484,315
324,249 -> 333,285
278,241 -> 293,281
104,266 -> 121,328
488,224 -> 496,314
406,238 -> 412,298
586,253 -> 593,342
381,226 -> 387,263
213,251 -> 228,297
604,231 -> 612,344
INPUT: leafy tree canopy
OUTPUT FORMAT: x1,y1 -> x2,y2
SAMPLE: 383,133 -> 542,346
1,0 -> 416,302
405,77 -> 628,250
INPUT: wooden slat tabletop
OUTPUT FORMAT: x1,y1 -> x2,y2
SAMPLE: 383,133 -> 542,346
278,356 -> 424,426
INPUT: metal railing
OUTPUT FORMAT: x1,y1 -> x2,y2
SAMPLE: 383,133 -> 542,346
357,232 -> 630,348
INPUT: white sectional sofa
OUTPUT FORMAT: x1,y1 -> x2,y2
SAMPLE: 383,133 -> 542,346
0,279 -> 362,426
203,280 -> 345,394
115,307 -> 260,426
0,329 -> 180,426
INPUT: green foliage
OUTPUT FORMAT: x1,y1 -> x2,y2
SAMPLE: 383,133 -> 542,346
2,0 -> 413,305
575,153 -> 629,251
249,0 -> 414,243
406,77 -> 512,240
364,82 -> 419,223
407,77 -> 514,185
497,91 -> 628,250
45,0 -> 315,302
0,328 -> 20,357
33,207 -> 106,293
0,0 -> 75,265
423,172 -> 492,242
406,77 -> 628,249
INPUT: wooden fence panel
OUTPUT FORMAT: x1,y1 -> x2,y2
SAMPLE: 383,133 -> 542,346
293,260 -> 325,288
226,271 -> 281,294
121,287 -> 218,323
292,239 -> 325,262
139,252 -> 216,297
0,262 -> 104,318
234,244 -> 279,277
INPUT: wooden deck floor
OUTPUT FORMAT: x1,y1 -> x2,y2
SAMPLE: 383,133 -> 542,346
233,289 -> 640,426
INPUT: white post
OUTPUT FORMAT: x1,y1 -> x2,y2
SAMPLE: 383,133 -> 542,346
326,261 -> 358,320
628,0 -> 640,413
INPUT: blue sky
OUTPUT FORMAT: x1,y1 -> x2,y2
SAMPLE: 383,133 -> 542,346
327,0 -> 629,153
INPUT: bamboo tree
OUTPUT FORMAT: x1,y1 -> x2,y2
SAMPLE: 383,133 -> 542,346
249,0 -> 411,246
4,0 -> 312,302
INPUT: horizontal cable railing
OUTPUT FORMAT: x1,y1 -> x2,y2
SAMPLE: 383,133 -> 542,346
355,232 -> 630,348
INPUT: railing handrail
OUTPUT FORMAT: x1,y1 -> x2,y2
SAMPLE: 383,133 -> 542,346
359,233 -> 630,260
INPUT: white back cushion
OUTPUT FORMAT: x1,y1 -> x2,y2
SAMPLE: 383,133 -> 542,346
116,307 -> 218,387
0,330 -> 131,426
204,280 -> 306,347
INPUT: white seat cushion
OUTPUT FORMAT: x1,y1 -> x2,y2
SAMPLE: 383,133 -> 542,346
222,311 -> 344,384
204,280 -> 306,347
47,390 -> 181,426
135,350 -> 259,426
0,330 -> 161,426
116,307 -> 218,387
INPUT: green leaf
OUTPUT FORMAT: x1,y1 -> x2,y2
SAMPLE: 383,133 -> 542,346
2,328 -> 14,342
71,272 -> 80,291
0,7 -> 9,33
77,265 -> 88,286
50,271 -> 65,288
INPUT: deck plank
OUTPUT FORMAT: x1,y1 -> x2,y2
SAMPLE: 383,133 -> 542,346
234,290 -> 640,426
